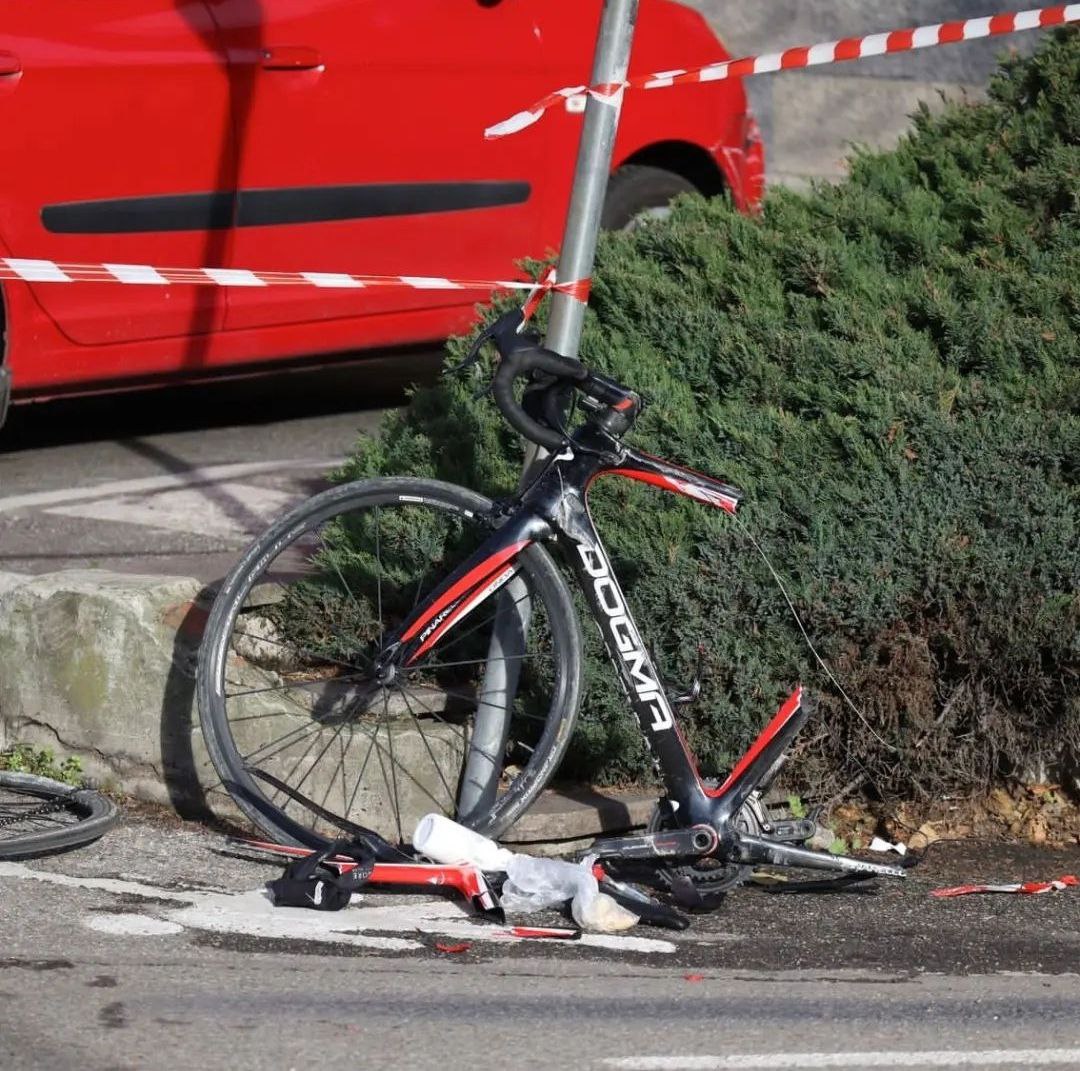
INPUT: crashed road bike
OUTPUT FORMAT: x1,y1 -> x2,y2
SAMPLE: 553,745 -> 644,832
197,309 -> 906,899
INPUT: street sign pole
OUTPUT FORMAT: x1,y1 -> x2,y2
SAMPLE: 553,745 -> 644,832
461,0 -> 640,820
544,0 -> 640,361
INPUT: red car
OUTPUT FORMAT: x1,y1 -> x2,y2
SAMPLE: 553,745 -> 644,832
0,0 -> 761,416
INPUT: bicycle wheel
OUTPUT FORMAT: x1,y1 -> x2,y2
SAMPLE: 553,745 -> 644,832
198,477 -> 583,851
0,772 -> 119,860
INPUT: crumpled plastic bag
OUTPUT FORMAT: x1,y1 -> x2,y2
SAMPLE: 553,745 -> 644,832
412,814 -> 638,933
503,853 -> 638,932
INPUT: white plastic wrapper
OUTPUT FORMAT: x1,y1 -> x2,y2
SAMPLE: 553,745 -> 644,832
503,854 -> 638,932
868,836 -> 907,856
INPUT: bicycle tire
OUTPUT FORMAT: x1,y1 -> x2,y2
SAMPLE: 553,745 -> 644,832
0,772 -> 119,860
197,476 -> 583,851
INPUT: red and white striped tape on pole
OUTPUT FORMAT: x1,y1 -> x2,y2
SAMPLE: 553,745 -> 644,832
0,258 -> 590,310
486,3 -> 1080,139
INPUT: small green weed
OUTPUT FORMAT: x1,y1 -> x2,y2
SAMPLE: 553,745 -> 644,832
0,744 -> 85,787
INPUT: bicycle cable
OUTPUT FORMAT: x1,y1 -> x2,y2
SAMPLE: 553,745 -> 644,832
731,512 -> 900,755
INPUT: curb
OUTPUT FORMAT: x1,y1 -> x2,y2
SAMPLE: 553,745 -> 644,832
0,569 -> 652,848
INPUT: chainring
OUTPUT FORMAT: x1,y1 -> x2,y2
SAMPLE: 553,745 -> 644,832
647,797 -> 765,897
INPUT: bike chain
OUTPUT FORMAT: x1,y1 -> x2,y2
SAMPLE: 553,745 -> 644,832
0,794 -> 74,828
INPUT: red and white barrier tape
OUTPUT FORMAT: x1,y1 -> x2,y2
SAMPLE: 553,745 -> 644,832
0,258 -> 590,314
0,257 -> 588,298
486,3 -> 1080,139
931,874 -> 1078,897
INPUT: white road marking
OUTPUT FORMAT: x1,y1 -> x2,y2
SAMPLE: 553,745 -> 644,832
0,862 -> 677,955
0,459 -> 340,514
47,482 -> 299,539
85,914 -> 185,936
162,887 -> 419,952
602,1051 -> 1080,1069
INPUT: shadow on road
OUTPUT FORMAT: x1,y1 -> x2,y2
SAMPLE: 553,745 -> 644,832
0,348 -> 441,453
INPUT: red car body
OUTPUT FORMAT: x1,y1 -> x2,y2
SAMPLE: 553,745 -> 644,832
0,0 -> 762,407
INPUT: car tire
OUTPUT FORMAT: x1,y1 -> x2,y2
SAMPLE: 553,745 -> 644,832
601,164 -> 699,231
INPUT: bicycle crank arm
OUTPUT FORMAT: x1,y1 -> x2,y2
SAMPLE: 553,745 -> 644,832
734,834 -> 907,879
586,824 -> 718,862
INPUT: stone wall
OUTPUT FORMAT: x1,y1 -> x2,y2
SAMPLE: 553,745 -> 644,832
685,1 -> 1039,185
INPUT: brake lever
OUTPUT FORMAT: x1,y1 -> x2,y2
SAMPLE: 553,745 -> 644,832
446,307 -> 536,379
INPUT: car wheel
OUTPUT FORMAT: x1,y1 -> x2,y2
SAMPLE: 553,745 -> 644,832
601,164 -> 699,232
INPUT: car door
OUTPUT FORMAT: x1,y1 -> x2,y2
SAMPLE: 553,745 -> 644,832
206,0 -> 551,333
0,2 -> 234,354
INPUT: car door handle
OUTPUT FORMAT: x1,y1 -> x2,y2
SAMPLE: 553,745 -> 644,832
260,46 -> 323,71
0,51 -> 21,76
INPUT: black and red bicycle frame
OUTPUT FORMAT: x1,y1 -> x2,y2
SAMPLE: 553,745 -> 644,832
381,422 -> 807,842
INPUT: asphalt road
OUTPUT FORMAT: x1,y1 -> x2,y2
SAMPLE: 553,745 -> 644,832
3,356 -> 1080,1070
2,816 -> 1079,1071
0,352 -> 439,583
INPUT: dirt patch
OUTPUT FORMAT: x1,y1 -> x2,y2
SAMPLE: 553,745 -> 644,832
824,782 -> 1080,852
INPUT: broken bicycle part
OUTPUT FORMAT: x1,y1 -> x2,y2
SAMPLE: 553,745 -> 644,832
0,772 -> 118,860
228,835 -> 505,921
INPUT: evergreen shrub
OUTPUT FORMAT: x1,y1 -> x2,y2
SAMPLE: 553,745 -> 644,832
336,31 -> 1080,800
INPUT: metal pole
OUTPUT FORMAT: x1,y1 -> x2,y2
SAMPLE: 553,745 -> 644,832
461,1 -> 640,822
545,0 -> 639,360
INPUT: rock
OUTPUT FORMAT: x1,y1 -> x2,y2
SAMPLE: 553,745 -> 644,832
0,570 -> 212,808
0,571 -> 591,841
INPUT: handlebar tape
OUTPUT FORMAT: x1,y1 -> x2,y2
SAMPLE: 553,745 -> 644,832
491,346 -> 587,451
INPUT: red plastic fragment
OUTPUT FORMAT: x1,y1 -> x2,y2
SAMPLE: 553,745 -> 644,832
509,927 -> 580,940
931,874 -> 1079,898
434,942 -> 471,954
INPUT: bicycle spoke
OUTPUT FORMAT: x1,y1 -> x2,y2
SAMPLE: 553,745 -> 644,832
396,686 -> 469,746
275,727 -> 328,807
411,565 -> 429,611
380,690 -> 404,845
332,729 -> 350,823
342,723 -> 378,826
322,531 -> 375,649
225,671 -> 369,701
230,628 -> 372,675
434,682 -> 551,726
290,719 -> 350,802
395,685 -> 456,809
416,653 -> 535,671
240,718 -> 322,767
